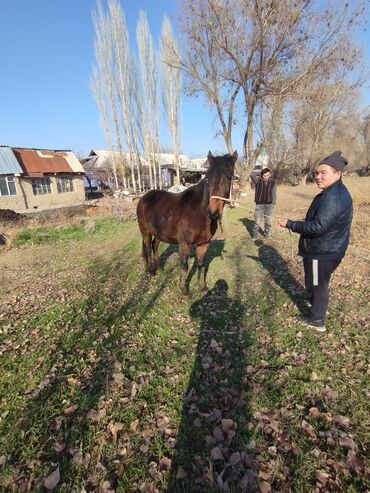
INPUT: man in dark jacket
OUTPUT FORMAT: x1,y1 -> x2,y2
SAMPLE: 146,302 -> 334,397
278,151 -> 353,332
250,167 -> 277,239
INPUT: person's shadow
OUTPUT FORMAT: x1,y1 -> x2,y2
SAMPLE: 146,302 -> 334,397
166,280 -> 256,492
247,242 -> 307,314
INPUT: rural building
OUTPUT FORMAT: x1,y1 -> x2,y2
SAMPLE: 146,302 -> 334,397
0,146 -> 85,213
82,149 -> 208,189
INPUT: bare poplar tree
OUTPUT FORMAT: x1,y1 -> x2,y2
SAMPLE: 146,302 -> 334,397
137,10 -> 162,189
159,15 -> 181,184
91,0 -> 127,188
90,66 -> 119,188
107,0 -> 139,193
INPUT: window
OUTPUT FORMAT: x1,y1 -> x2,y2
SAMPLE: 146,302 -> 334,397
0,176 -> 17,196
32,177 -> 52,195
57,176 -> 74,193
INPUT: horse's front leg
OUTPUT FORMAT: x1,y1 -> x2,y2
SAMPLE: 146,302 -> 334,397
179,241 -> 191,295
196,243 -> 210,292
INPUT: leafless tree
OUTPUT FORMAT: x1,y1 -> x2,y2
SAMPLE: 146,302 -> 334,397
108,0 -> 143,193
361,109 -> 370,171
137,10 -> 162,188
90,66 -> 119,188
159,15 -> 182,184
91,2 -> 126,188
91,0 -> 147,192
179,0 -> 367,169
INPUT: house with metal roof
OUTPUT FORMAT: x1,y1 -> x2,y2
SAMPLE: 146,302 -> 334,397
0,146 -> 85,213
82,149 -> 209,189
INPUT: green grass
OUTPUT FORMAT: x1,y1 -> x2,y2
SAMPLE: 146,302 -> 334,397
14,216 -> 133,245
0,208 -> 369,492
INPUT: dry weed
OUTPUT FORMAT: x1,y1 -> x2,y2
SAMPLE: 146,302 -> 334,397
96,196 -> 137,221
344,176 -> 370,248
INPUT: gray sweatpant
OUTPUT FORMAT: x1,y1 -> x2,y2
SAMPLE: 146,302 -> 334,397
252,203 -> 275,238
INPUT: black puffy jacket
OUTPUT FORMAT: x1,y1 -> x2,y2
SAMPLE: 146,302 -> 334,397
286,180 -> 353,259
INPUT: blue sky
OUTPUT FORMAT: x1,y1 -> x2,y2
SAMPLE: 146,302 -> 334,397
0,1 -> 369,159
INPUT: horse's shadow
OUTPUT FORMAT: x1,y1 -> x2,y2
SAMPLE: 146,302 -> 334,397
159,239 -> 225,292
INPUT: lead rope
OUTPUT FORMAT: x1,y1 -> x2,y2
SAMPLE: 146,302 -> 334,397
210,191 -> 299,263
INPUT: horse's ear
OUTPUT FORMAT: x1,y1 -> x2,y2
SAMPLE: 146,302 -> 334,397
232,150 -> 238,163
207,151 -> 214,165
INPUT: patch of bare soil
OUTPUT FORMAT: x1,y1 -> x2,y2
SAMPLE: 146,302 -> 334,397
0,208 -> 26,222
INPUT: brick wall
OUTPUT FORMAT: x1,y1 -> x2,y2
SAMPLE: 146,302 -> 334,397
0,175 -> 85,213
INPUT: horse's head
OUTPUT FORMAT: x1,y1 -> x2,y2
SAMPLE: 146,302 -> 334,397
205,151 -> 238,221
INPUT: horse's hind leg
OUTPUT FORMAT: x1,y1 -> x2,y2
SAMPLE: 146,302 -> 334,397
179,241 -> 191,295
142,233 -> 156,275
196,243 -> 210,292
152,237 -> 161,272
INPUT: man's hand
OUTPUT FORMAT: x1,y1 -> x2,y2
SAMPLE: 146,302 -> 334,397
278,218 -> 288,228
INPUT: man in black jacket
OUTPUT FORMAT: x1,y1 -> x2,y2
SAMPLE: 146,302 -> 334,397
250,167 -> 277,239
278,151 -> 353,332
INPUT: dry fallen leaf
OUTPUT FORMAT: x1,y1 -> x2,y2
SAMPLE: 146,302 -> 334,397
107,420 -> 124,443
211,446 -> 224,460
338,436 -> 357,451
221,418 -> 235,433
131,381 -> 138,398
64,404 -> 77,416
213,426 -> 224,442
229,451 -> 241,466
301,420 -> 317,440
346,450 -> 365,475
309,407 -> 320,417
44,466 -> 60,490
159,457 -> 172,470
156,416 -> 170,431
72,450 -> 83,465
86,408 -> 106,422
176,466 -> 186,479
130,419 -> 139,432
311,371 -> 319,381
333,414 -> 351,429
259,480 -> 271,493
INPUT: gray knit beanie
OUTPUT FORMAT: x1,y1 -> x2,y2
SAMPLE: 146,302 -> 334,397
319,151 -> 348,172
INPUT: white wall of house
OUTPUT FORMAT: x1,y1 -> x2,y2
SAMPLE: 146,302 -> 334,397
0,175 -> 85,213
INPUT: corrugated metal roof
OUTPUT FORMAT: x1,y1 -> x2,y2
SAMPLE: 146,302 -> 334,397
0,146 -> 23,175
12,148 -> 82,175
62,151 -> 85,172
85,150 -> 208,171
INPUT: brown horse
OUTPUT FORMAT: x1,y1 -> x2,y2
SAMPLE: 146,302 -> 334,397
136,151 -> 237,294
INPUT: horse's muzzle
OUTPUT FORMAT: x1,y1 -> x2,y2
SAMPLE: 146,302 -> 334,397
208,206 -> 221,221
